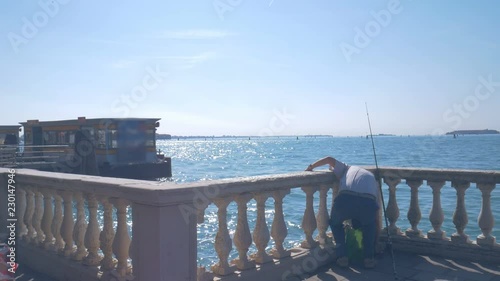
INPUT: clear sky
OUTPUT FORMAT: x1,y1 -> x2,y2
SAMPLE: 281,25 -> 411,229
1,0 -> 499,136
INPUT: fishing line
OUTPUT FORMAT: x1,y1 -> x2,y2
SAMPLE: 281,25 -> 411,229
365,102 -> 399,281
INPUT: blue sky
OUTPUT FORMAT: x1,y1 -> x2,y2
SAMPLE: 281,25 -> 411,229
1,0 -> 499,136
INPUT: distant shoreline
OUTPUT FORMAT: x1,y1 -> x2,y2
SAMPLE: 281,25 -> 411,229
156,134 -> 333,140
156,131 -> 500,139
445,129 -> 499,135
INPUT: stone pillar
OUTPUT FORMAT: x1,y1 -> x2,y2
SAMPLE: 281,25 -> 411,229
99,197 -> 115,272
384,177 -> 401,235
33,188 -> 45,245
232,193 -> 255,270
406,180 -> 423,237
316,184 -> 331,246
25,189 -> 35,243
427,181 -> 446,240
72,192 -> 87,261
83,193 -> 101,266
271,189 -> 290,259
51,191 -> 64,252
476,183 -> 496,246
252,192 -> 273,264
451,181 -> 471,244
111,199 -> 131,278
41,188 -> 55,249
211,197 -> 234,276
131,201 -> 198,281
60,190 -> 74,257
17,187 -> 28,239
301,186 -> 319,249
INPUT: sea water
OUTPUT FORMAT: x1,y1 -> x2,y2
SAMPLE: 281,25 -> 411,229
157,135 -> 500,266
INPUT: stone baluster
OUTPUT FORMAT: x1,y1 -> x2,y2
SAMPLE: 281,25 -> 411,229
316,184 -> 331,246
33,188 -> 45,245
196,201 -> 210,224
111,198 -> 131,278
16,187 -> 27,238
51,191 -> 64,252
232,193 -> 255,270
252,192 -> 273,264
84,193 -> 101,265
100,197 -> 115,271
130,207 -> 137,278
41,189 -> 54,249
476,183 -> 496,246
405,180 -> 423,237
60,190 -> 75,257
72,192 -> 88,261
301,186 -> 319,249
24,189 -> 35,243
427,181 -> 446,240
384,177 -> 401,235
211,197 -> 234,275
271,189 -> 291,259
451,181 -> 471,243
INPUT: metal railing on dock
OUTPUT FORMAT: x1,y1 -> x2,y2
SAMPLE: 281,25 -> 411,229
0,145 -> 69,168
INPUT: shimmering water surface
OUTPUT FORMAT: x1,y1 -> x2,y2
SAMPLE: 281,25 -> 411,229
156,135 -> 500,266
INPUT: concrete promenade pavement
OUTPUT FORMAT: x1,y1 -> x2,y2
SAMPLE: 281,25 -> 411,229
299,250 -> 500,281
12,250 -> 500,281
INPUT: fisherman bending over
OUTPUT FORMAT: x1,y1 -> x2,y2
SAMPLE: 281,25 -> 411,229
306,156 -> 381,269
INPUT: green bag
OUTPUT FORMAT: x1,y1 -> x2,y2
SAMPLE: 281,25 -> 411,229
346,227 -> 363,263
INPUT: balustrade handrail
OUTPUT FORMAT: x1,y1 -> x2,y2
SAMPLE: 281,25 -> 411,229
1,168 -> 336,206
362,166 -> 500,184
1,167 -> 499,206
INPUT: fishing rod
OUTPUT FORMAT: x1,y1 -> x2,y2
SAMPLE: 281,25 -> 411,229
365,102 -> 399,281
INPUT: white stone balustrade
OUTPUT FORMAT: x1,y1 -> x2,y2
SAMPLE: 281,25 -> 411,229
452,181 -> 471,243
384,177 -> 401,235
477,183 -> 496,246
252,192 -> 273,264
84,193 -> 101,266
316,184 -> 331,246
427,181 -> 446,240
0,167 -> 499,281
51,191 -> 64,253
301,185 -> 319,249
99,197 -> 115,272
24,188 -> 35,243
72,191 -> 87,261
16,187 -> 28,238
111,198 -> 131,278
270,189 -> 290,258
232,193 -> 254,270
33,188 -> 44,245
211,197 -> 234,275
406,180 -> 423,237
60,190 -> 75,257
41,188 -> 54,249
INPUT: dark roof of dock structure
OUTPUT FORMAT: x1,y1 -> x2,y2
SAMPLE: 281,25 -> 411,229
0,125 -> 21,130
19,117 -> 161,126
0,125 -> 21,134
